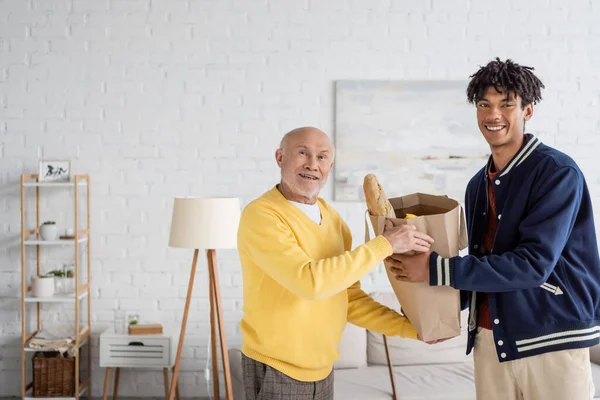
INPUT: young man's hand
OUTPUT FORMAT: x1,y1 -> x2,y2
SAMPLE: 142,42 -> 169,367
386,251 -> 431,283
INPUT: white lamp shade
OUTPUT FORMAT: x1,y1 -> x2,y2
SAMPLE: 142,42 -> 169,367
169,197 -> 241,249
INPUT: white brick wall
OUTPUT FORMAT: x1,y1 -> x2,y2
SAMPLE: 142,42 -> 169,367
1,0 -> 599,397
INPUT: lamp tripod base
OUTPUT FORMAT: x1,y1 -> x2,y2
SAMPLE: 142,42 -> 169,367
168,249 -> 233,400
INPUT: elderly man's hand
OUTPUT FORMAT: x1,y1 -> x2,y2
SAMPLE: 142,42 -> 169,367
382,221 -> 434,254
385,251 -> 431,283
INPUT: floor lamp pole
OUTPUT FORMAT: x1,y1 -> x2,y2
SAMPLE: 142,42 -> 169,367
168,249 -> 233,400
207,249 -> 233,400
168,249 -> 199,400
209,257 -> 220,399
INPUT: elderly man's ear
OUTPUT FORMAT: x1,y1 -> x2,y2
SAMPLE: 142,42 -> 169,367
275,149 -> 283,167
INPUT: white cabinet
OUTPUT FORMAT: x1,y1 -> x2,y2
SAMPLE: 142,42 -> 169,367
99,328 -> 180,400
100,328 -> 177,368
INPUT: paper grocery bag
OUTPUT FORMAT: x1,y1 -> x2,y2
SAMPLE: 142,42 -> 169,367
365,193 -> 468,342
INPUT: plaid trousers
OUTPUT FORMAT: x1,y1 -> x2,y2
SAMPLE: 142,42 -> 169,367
242,354 -> 334,400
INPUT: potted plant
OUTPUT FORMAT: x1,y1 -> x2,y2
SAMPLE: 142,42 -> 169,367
32,274 -> 55,298
39,221 -> 58,241
62,264 -> 75,293
128,313 -> 140,326
48,265 -> 75,294
46,269 -> 64,293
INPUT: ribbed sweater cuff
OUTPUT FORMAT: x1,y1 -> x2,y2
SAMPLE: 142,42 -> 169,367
367,235 -> 393,259
401,321 -> 419,340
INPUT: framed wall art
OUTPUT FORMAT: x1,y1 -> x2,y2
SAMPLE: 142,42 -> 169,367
38,160 -> 71,182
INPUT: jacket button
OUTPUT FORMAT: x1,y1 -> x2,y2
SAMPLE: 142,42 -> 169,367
495,180 -> 501,185
497,340 -> 504,346
501,352 -> 507,359
483,212 -> 486,216
494,319 -> 500,325
497,214 -> 502,220
474,245 -> 479,250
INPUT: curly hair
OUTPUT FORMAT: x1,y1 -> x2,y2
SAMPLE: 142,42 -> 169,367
466,58 -> 545,108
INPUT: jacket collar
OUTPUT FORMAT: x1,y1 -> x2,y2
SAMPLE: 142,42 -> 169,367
484,133 -> 542,179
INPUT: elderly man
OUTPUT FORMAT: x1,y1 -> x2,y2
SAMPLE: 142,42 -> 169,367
237,126 -> 435,400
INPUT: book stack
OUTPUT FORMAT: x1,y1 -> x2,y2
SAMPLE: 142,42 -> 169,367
128,323 -> 163,335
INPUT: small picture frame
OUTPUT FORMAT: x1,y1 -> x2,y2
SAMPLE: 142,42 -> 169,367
38,160 -> 71,182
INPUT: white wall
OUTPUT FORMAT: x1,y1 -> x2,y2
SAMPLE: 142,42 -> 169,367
1,0 -> 599,397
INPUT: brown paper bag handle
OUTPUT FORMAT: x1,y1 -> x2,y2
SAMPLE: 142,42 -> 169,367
364,210 -> 373,243
367,205 -> 467,250
458,205 -> 468,250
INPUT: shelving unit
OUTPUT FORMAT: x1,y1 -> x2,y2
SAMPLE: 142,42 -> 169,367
20,174 -> 92,400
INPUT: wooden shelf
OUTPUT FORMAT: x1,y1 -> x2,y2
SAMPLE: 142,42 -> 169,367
24,290 -> 88,303
23,180 -> 88,188
24,378 -> 89,399
24,327 -> 91,352
24,235 -> 88,246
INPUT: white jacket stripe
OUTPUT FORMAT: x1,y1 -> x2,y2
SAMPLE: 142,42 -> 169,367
500,137 -> 539,177
516,326 -> 600,346
444,258 -> 450,286
517,331 -> 600,352
436,255 -> 443,285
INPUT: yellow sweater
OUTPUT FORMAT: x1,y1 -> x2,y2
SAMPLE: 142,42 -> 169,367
237,186 -> 418,382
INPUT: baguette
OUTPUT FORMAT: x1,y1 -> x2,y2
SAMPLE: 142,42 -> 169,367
363,174 -> 395,218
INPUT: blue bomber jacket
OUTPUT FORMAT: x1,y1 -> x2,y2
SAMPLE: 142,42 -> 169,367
429,134 -> 600,362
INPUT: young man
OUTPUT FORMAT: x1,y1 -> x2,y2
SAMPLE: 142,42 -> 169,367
237,127 -> 434,400
389,58 -> 600,400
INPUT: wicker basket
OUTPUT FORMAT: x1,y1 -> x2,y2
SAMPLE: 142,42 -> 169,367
32,352 -> 75,397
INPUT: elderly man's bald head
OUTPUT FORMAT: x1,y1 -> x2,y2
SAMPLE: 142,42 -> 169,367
279,127 -> 334,156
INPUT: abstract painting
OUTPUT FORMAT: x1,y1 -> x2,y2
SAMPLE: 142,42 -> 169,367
334,80 -> 490,203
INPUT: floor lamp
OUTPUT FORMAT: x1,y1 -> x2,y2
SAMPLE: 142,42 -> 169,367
167,197 -> 241,400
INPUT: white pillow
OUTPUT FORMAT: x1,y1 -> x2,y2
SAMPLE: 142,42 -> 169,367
334,322 -> 368,369
366,292 -> 471,366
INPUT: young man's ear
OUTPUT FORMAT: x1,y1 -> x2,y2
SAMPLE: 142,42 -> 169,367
523,103 -> 534,121
275,148 -> 284,168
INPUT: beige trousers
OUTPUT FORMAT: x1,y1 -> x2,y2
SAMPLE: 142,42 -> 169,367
474,328 -> 595,400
